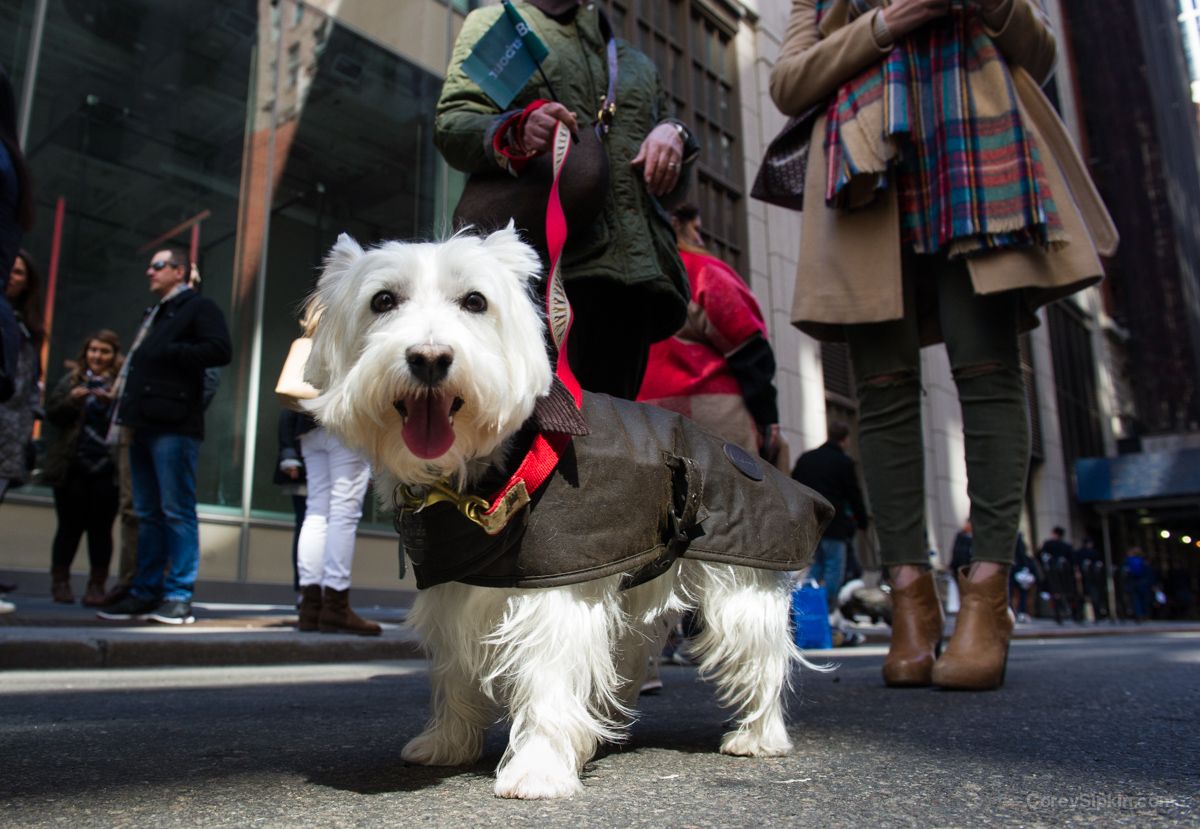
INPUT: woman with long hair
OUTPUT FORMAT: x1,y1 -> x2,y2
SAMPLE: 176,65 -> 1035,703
288,300 -> 380,635
770,0 -> 1117,689
43,330 -> 123,605
0,249 -> 43,502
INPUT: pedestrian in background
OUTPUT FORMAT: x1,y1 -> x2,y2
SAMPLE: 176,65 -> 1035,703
0,64 -> 35,410
287,302 -> 379,636
1010,532 -> 1038,623
97,243 -> 231,625
791,422 -> 869,615
275,407 -> 312,597
42,330 -> 122,605
0,249 -> 44,503
435,0 -> 699,399
1039,526 -> 1078,624
639,204 -> 783,462
770,0 -> 1117,690
1122,547 -> 1153,622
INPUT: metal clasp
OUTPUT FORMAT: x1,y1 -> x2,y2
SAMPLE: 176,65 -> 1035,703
396,480 -> 490,528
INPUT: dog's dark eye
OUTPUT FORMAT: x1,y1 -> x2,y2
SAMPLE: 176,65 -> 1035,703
461,291 -> 488,314
370,291 -> 398,313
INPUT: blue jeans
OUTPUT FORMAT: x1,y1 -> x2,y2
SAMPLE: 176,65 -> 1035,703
129,431 -> 201,603
809,538 -> 847,613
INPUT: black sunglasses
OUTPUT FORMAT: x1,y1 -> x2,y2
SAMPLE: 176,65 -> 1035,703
149,259 -> 182,272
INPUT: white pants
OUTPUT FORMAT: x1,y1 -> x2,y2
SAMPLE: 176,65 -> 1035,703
296,428 -> 371,592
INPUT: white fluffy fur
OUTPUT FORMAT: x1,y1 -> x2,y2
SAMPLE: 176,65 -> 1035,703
305,227 -> 814,800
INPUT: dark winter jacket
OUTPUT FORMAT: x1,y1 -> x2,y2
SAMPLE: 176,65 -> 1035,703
435,1 -> 697,342
117,288 -> 231,439
790,441 -> 868,541
400,392 -> 834,590
41,370 -> 118,486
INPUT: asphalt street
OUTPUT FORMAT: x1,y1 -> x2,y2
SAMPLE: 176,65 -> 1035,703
2,634 -> 1197,828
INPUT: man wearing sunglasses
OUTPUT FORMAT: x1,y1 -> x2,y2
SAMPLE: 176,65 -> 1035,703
98,243 -> 231,625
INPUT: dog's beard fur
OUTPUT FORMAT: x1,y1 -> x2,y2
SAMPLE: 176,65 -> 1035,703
303,227 -> 820,800
304,225 -> 553,488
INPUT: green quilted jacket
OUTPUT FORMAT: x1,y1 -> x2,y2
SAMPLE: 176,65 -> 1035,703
435,2 -> 697,341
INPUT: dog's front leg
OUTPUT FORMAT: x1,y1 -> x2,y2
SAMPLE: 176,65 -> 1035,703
402,590 -> 495,767
491,582 -> 627,800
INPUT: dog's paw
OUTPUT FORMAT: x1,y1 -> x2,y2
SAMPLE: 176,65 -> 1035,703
720,727 -> 794,757
494,738 -> 582,800
401,729 -> 482,767
494,764 -> 582,800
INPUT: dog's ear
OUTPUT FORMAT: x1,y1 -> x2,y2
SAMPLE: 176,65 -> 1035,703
482,221 -> 542,283
321,233 -> 364,285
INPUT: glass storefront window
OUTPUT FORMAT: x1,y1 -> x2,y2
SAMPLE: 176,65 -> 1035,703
250,1 -> 445,525
2,0 -> 457,536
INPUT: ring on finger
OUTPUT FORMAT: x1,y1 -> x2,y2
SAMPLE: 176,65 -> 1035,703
667,160 -> 679,170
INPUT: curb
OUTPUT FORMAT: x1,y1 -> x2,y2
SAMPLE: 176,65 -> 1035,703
0,631 -> 426,670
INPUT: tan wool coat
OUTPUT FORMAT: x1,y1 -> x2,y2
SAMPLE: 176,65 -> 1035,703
768,0 -> 1119,344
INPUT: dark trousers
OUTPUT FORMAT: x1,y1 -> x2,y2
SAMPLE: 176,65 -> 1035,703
51,469 -> 120,573
291,493 -> 306,592
844,254 -> 1029,567
565,281 -> 653,400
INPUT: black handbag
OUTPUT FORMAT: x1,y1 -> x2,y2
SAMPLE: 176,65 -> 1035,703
749,105 -> 822,211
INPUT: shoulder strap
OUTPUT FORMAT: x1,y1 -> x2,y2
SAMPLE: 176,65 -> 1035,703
595,8 -> 618,134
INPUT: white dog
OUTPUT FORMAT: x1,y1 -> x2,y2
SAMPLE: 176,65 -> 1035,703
304,226 -> 828,800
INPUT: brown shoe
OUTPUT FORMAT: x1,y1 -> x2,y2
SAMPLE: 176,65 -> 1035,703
932,567 -> 1015,691
318,587 -> 382,636
51,567 -> 75,604
882,569 -> 944,687
81,570 -> 110,608
297,584 -> 322,632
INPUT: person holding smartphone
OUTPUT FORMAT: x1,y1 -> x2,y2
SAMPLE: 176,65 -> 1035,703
43,330 -> 123,605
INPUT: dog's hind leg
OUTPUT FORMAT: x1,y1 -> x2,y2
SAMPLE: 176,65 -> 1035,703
401,588 -> 495,767
489,579 -> 628,799
683,561 -> 804,757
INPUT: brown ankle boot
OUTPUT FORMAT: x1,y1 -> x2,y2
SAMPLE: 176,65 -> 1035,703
318,587 -> 382,636
81,570 -> 109,608
932,567 -> 1014,690
882,569 -> 944,687
51,567 -> 75,604
297,584 -> 322,632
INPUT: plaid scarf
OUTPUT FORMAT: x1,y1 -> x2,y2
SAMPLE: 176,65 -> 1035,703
818,0 -> 1063,257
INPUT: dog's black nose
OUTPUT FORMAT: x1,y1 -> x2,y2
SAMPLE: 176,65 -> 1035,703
406,344 -> 454,386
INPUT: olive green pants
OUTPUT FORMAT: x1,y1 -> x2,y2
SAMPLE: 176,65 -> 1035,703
844,254 -> 1029,567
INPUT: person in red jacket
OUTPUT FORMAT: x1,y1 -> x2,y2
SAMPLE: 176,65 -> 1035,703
638,205 -> 782,463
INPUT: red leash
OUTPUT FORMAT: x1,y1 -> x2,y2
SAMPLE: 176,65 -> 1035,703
480,122 -> 582,532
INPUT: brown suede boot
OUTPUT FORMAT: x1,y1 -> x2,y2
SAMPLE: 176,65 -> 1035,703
297,584 -> 322,632
882,569 -> 944,687
318,587 -> 382,636
932,567 -> 1015,690
81,570 -> 110,608
51,567 -> 75,604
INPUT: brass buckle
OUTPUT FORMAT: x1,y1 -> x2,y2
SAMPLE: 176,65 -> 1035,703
397,480 -> 490,527
396,479 -> 530,536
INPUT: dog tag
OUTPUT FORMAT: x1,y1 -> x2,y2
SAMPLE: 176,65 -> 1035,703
723,442 -> 763,481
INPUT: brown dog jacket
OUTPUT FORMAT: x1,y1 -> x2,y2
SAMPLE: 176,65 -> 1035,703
398,392 -> 834,590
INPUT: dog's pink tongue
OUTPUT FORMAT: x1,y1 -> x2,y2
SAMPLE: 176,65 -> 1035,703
401,392 -> 457,459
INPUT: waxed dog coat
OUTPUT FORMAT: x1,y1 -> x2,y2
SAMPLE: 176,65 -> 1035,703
399,392 -> 834,590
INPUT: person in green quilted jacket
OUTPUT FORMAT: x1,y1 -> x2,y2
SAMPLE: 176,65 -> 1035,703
435,0 -> 700,400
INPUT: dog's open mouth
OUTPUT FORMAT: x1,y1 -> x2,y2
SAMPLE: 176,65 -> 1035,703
393,393 -> 464,459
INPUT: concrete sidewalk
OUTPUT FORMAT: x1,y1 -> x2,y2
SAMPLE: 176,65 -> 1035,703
2,573 -> 1199,670
0,574 -> 424,670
